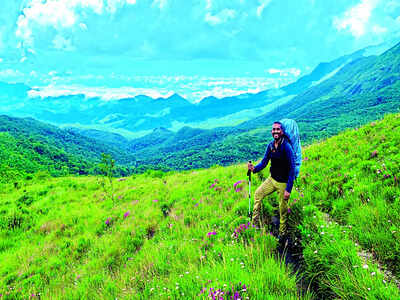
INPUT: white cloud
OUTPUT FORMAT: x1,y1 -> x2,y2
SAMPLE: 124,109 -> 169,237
205,0 -> 212,10
267,68 -> 301,77
205,9 -> 236,26
52,35 -> 76,51
27,85 -> 175,101
333,0 -> 378,38
152,0 -> 167,10
16,0 -> 138,47
268,68 -> 280,74
257,0 -> 272,18
22,74 -> 296,103
0,58 -> 3,63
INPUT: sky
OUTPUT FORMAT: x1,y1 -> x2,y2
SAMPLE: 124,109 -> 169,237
0,0 -> 399,102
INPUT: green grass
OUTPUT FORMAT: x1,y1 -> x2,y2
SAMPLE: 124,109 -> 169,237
1,114 -> 400,299
0,168 -> 308,299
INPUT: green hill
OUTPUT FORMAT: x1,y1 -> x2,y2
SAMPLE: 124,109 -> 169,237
0,115 -> 136,181
0,113 -> 399,299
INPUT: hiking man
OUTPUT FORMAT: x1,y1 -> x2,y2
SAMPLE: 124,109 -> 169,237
247,121 -> 295,240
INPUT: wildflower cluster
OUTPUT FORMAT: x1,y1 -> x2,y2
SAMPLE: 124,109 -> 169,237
231,222 -> 255,244
233,180 -> 244,192
210,179 -> 222,191
199,282 -> 248,300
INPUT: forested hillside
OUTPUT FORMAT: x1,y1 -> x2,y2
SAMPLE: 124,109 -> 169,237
0,115 -> 136,181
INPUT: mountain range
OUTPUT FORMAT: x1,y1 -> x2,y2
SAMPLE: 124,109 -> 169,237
0,41 -> 400,173
0,45 -> 374,137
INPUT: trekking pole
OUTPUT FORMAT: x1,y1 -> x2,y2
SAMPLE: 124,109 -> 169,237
247,160 -> 252,219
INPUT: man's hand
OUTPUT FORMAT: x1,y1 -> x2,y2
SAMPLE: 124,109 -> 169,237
247,162 -> 254,172
284,190 -> 290,200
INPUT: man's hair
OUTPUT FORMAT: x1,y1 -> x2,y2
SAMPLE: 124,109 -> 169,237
273,121 -> 282,128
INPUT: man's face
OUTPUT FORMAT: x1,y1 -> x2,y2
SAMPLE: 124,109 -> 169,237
271,123 -> 283,141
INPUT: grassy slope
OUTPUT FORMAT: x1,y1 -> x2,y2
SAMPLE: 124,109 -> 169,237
1,114 -> 400,299
292,113 -> 400,299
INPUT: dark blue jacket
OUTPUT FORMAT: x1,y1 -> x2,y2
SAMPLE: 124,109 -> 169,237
253,138 -> 295,193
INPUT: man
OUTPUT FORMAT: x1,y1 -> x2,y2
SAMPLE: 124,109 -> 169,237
248,121 -> 295,240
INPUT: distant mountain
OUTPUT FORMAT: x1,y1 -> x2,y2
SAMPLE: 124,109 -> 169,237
66,127 -> 130,150
0,44 -> 377,135
238,40 -> 400,138
126,40 -> 400,170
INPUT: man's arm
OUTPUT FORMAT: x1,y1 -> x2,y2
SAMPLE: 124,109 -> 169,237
284,142 -> 295,197
252,144 -> 271,173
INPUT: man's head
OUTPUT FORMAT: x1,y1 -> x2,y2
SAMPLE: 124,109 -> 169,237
271,121 -> 283,141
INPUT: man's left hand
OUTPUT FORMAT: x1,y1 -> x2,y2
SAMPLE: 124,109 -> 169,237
284,191 -> 290,200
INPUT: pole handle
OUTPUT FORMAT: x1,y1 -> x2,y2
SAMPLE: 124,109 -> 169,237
247,160 -> 252,180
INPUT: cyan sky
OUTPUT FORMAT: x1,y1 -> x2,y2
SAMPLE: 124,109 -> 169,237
0,0 -> 399,101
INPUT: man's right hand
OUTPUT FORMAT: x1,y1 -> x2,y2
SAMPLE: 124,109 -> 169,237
247,162 -> 254,172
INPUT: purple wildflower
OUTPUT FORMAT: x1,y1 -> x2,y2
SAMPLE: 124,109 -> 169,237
194,203 -> 199,207
123,211 -> 130,218
288,208 -> 292,214
105,218 -> 111,225
153,199 -> 159,202
235,187 -> 243,192
207,231 -> 217,236
304,157 -> 309,161
210,183 -> 216,189
233,180 -> 244,188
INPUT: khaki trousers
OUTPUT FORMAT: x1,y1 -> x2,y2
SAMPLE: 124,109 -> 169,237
252,176 -> 288,235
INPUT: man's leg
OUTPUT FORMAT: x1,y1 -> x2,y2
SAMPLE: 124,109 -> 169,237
273,179 -> 289,236
252,177 -> 276,227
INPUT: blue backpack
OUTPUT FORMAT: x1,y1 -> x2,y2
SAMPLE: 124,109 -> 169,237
280,119 -> 302,179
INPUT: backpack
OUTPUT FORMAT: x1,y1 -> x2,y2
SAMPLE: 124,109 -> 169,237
280,119 -> 302,179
